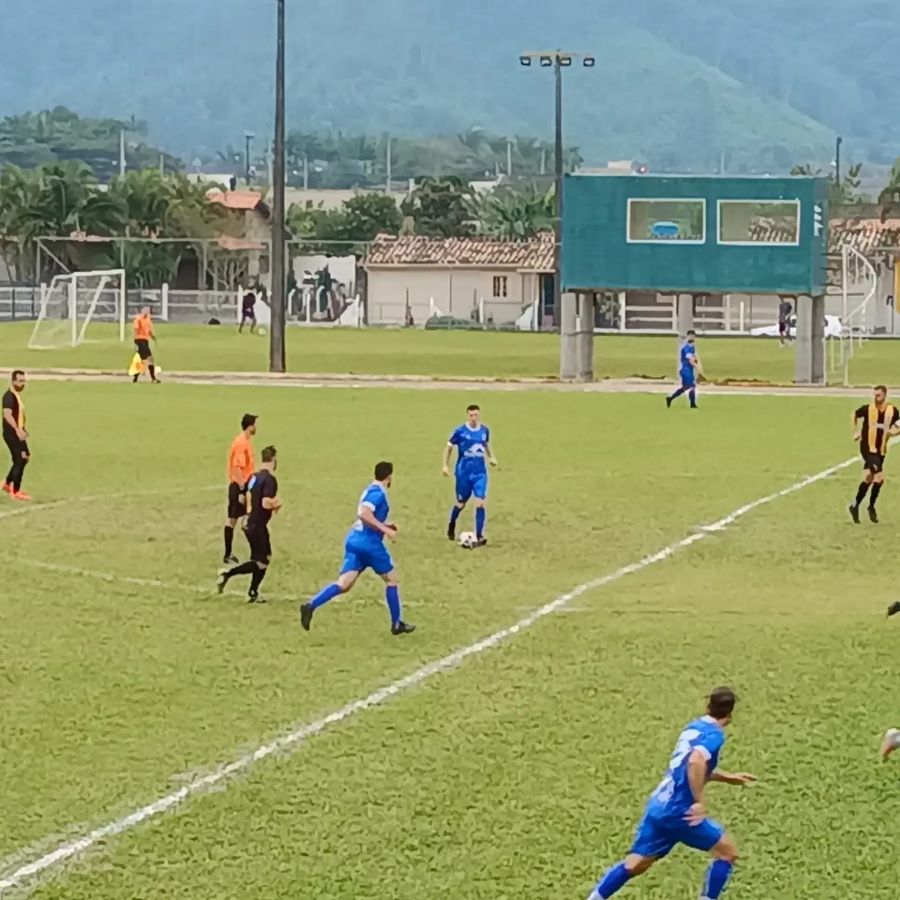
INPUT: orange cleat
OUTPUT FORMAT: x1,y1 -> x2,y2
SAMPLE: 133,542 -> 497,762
1,483 -> 11,495
11,490 -> 31,502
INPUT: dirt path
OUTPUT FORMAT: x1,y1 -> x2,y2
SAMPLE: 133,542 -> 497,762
0,366 -> 875,398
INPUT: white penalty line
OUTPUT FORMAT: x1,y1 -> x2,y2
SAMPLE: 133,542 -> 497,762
0,454 -> 858,894
15,558 -> 297,604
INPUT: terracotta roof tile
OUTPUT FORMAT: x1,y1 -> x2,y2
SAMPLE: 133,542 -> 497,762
207,189 -> 265,211
365,232 -> 554,271
828,217 -> 900,254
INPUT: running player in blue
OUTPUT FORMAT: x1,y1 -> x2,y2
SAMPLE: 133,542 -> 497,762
666,330 -> 700,409
586,687 -> 756,900
299,461 -> 415,635
442,404 -> 498,546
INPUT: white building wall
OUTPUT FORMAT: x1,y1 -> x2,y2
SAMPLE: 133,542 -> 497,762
365,267 -> 540,325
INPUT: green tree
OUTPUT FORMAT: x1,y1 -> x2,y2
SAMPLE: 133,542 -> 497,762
469,183 -> 554,238
401,176 -> 474,237
791,162 -> 866,206
878,158 -> 900,219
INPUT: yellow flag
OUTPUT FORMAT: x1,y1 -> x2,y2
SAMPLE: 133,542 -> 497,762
128,353 -> 143,377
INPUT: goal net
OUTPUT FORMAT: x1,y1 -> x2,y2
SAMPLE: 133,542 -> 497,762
28,269 -> 126,350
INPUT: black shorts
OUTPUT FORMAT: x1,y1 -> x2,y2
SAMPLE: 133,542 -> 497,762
778,320 -> 788,336
227,482 -> 247,519
862,450 -> 885,474
246,526 -> 271,564
3,433 -> 28,463
241,309 -> 256,321
135,339 -> 152,360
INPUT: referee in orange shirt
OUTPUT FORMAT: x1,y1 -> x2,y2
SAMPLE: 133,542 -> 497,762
224,413 -> 257,563
132,306 -> 160,384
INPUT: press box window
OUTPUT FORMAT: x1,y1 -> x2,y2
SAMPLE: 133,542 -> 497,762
627,199 -> 705,244
718,200 -> 800,246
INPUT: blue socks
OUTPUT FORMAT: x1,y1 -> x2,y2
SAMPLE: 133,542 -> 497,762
475,507 -> 486,539
668,386 -> 686,401
385,585 -> 401,625
593,862 -> 631,898
701,859 -> 733,899
449,506 -> 462,526
309,582 -> 342,611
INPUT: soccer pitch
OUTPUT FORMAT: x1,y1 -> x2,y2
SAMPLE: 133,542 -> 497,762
2,381 -> 899,899
3,321 -> 900,385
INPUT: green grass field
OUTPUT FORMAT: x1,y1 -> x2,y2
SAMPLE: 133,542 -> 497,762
1,380 -> 899,898
2,320 -> 900,385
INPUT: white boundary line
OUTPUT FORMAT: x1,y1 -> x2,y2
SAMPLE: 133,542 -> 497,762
0,454 -> 858,894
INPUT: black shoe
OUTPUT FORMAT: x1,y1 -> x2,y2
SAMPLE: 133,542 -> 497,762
300,602 -> 314,631
216,570 -> 228,594
248,590 -> 258,604
666,396 -> 673,409
391,621 -> 416,636
887,601 -> 900,618
447,523 -> 456,541
849,504 -> 860,524
223,554 -> 239,565
475,537 -> 488,548
868,506 -> 879,524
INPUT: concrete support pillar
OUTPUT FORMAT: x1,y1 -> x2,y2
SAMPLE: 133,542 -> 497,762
794,294 -> 825,384
559,290 -> 577,380
576,292 -> 595,382
675,293 -> 694,369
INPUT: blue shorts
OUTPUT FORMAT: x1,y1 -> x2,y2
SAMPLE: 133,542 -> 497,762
630,810 -> 724,859
680,369 -> 696,389
455,470 -> 488,503
340,538 -> 394,576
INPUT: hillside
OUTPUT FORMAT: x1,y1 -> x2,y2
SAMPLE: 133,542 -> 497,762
2,0 -> 895,170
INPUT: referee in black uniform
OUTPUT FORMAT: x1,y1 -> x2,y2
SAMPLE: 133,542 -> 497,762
217,445 -> 281,602
2,370 -> 30,501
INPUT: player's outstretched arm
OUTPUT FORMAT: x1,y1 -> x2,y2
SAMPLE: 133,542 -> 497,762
486,442 -> 498,468
852,407 -> 864,441
710,770 -> 757,786
442,443 -> 453,476
358,505 -> 397,540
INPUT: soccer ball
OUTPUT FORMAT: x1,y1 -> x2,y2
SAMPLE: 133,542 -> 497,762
258,327 -> 267,335
458,531 -> 477,549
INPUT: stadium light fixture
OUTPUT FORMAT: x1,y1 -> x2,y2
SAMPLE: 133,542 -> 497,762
519,55 -> 533,67
540,55 -> 553,67
583,56 -> 596,67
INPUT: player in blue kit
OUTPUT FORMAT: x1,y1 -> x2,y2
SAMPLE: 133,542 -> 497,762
442,404 -> 498,545
586,687 -> 756,900
299,461 -> 415,636
666,330 -> 700,409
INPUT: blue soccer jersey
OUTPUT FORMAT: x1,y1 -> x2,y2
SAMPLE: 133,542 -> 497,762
644,716 -> 725,821
450,424 -> 491,474
679,342 -> 696,376
347,482 -> 390,543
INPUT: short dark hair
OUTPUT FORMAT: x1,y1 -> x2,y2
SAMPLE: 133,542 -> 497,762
686,330 -> 696,337
261,445 -> 277,463
11,370 -> 24,381
707,686 -> 737,719
875,384 -> 888,394
241,413 -> 258,431
374,460 -> 393,481
467,404 -> 480,413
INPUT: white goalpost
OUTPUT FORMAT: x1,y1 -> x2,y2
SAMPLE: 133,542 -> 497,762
28,269 -> 127,350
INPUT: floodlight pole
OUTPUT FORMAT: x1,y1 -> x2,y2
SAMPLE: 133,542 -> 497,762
270,0 -> 287,373
520,50 -> 594,380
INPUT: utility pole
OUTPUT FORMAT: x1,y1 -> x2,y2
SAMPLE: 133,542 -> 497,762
386,135 -> 392,192
519,50 -> 595,380
119,128 -> 126,178
269,0 -> 287,373
244,131 -> 255,186
507,139 -> 513,177
835,135 -> 843,187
